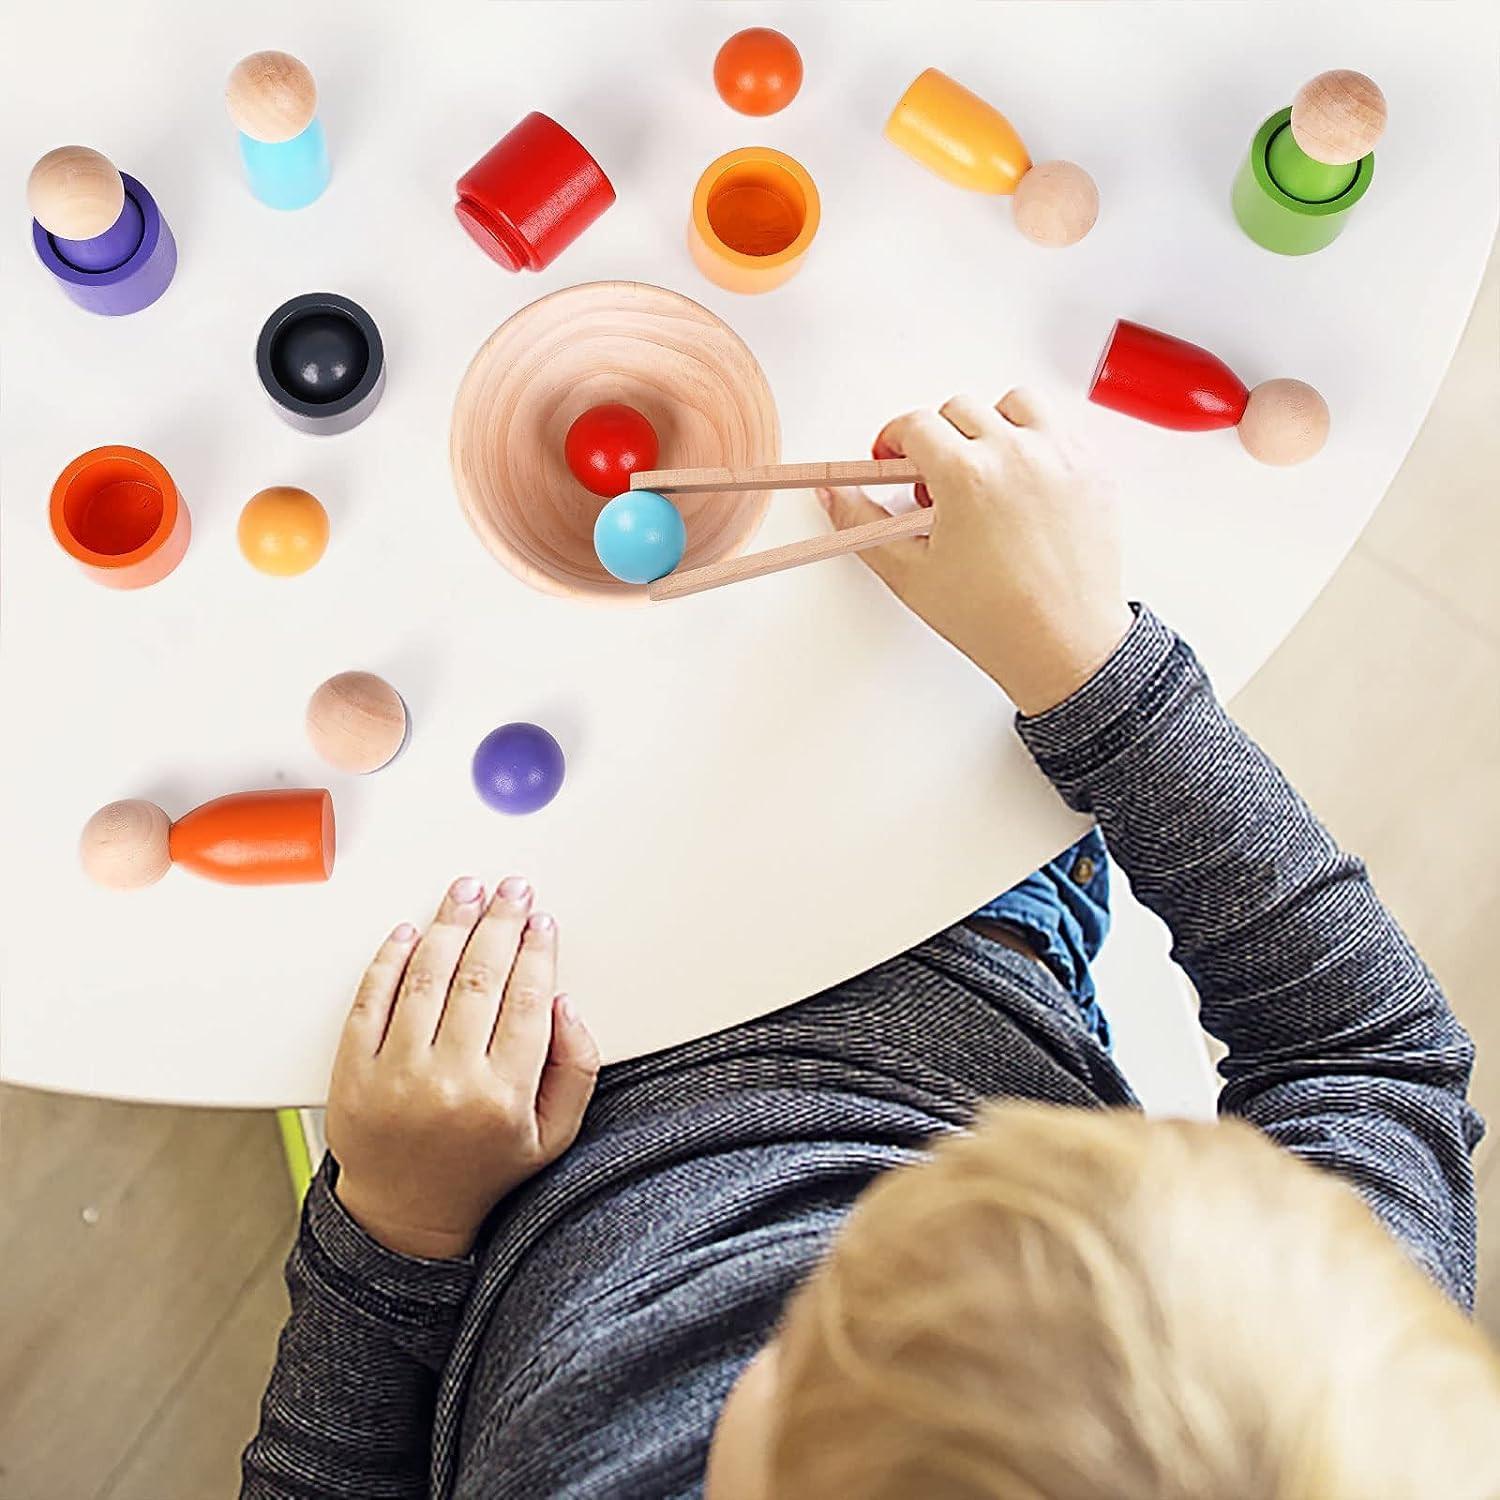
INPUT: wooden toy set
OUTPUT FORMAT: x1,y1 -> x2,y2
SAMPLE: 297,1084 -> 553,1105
26,33 -> 1386,890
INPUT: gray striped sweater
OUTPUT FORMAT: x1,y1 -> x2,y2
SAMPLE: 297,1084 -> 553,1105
242,607 -> 1481,1499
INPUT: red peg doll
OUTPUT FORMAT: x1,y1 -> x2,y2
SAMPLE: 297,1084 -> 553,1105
1090,319 -> 1329,465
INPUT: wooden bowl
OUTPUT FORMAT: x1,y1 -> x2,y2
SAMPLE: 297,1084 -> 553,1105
451,281 -> 780,601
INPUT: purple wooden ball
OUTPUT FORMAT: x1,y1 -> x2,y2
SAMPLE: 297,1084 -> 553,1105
472,722 -> 565,814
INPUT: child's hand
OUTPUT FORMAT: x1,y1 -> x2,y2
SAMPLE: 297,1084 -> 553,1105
326,876 -> 600,1260
820,390 -> 1134,715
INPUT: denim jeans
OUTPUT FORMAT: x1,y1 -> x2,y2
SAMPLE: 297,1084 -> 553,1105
970,827 -> 1112,1048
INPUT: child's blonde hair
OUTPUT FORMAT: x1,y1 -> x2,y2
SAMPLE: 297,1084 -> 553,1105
770,1104 -> 1500,1499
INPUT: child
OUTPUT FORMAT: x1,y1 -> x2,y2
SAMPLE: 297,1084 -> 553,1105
244,392 -> 1500,1499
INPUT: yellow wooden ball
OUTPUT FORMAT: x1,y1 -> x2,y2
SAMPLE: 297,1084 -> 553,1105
238,486 -> 329,576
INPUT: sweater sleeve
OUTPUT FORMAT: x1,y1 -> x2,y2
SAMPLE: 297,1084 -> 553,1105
241,1155 -> 475,1499
1016,606 -> 1484,1308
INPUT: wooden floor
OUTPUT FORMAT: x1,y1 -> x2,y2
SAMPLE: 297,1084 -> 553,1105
3,251 -> 1496,1497
0,1094 -> 294,1497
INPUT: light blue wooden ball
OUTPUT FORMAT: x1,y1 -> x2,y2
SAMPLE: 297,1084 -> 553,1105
592,490 -> 686,585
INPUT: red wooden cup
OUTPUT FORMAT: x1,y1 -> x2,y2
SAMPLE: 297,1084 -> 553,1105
455,113 -> 615,272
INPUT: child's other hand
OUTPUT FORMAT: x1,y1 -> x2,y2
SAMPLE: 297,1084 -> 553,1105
820,391 -> 1133,716
326,876 -> 599,1260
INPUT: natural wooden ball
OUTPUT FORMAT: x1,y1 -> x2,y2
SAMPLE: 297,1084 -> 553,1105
1011,160 -> 1099,248
1290,70 -> 1386,165
80,799 -> 172,890
28,146 -> 124,239
306,671 -> 408,774
226,51 -> 318,143
1237,379 -> 1330,466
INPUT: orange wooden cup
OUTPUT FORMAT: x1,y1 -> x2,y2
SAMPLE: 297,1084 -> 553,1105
169,788 -> 334,885
689,147 -> 820,294
50,445 -> 191,589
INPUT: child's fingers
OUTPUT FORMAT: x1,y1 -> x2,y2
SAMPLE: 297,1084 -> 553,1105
815,487 -> 923,589
996,386 -> 1050,429
872,421 -> 911,460
938,393 -> 1006,440
536,994 -> 601,1157
344,924 -> 418,1056
384,877 -> 486,1055
881,407 -> 968,481
817,482 -> 891,532
435,877 -> 532,1057
488,912 -> 557,1100
873,433 -> 930,508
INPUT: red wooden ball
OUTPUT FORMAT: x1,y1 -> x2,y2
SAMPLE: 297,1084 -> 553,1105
564,403 -> 660,498
713,28 -> 803,117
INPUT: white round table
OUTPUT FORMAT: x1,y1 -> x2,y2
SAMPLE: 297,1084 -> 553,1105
2,0 -> 1495,1106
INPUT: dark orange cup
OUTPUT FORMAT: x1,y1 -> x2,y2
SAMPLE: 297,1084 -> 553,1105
50,444 -> 191,589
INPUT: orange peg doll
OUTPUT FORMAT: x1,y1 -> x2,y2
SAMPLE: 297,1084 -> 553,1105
80,789 -> 334,889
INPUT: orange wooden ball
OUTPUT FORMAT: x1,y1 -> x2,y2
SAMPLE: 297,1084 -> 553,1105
80,799 -> 172,889
1237,379 -> 1330,466
306,671 -> 408,773
1011,160 -> 1099,247
1290,70 -> 1387,165
713,28 -> 803,116
238,486 -> 329,575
